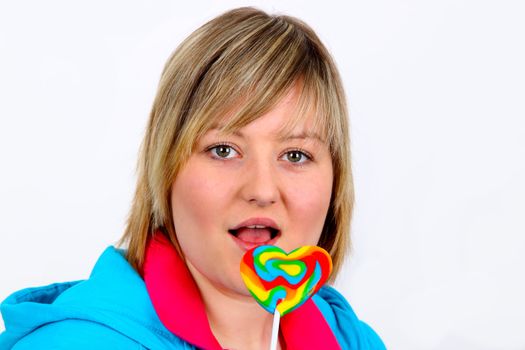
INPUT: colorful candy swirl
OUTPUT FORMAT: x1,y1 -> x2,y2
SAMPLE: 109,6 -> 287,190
240,245 -> 332,316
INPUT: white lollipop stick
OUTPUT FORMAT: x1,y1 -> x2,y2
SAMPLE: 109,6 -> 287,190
270,310 -> 281,350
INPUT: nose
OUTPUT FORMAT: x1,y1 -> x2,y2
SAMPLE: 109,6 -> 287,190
241,156 -> 280,207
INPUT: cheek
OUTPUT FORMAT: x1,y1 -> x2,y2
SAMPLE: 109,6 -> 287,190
286,168 -> 333,244
171,161 -> 236,234
172,165 -> 215,232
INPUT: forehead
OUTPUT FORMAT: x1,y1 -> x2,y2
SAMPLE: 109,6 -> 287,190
207,104 -> 326,144
199,80 -> 329,146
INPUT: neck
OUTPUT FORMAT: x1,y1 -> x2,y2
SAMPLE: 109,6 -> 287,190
186,262 -> 281,350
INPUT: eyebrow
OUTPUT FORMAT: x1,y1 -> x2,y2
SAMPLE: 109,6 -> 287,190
208,125 -> 326,144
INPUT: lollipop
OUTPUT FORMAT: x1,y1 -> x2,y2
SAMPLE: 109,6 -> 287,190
240,245 -> 333,350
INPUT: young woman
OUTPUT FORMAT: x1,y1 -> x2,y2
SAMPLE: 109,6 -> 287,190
0,7 -> 386,350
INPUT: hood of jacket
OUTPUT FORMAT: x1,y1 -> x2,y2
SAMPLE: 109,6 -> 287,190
0,246 -> 186,349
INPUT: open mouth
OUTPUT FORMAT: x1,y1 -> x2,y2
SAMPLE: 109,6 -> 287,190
228,227 -> 281,250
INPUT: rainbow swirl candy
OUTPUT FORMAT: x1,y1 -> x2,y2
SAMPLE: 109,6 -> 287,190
240,245 -> 332,316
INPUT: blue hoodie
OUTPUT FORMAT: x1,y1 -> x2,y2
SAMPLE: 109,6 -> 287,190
0,245 -> 386,349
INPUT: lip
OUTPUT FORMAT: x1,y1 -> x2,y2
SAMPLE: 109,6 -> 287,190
230,217 -> 281,231
229,232 -> 280,251
229,217 -> 281,251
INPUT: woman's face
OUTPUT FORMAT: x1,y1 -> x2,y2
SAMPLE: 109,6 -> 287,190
170,85 -> 334,297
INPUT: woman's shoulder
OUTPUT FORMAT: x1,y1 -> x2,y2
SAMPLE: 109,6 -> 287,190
0,246 -> 189,350
313,286 -> 387,350
10,318 -> 142,349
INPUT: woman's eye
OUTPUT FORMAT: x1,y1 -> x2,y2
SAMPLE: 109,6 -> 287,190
282,150 -> 312,164
208,144 -> 239,159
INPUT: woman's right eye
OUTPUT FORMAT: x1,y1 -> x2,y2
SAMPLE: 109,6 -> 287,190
206,143 -> 239,159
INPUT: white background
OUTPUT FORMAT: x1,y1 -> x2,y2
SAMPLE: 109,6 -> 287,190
1,1 -> 524,349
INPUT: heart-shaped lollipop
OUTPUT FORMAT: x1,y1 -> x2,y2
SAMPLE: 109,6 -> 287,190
240,245 -> 332,316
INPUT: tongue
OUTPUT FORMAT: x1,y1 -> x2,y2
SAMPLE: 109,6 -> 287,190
235,227 -> 272,243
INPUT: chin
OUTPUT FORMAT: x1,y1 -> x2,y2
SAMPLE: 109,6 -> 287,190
220,274 -> 252,298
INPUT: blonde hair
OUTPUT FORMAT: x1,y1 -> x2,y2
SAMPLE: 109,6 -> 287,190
119,7 -> 354,281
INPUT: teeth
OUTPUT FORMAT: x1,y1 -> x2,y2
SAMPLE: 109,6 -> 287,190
246,225 -> 267,229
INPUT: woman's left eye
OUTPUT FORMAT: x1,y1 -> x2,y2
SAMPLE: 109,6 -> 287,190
282,149 -> 312,164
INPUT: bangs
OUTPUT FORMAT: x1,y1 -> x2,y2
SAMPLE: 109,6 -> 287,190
206,78 -> 329,146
